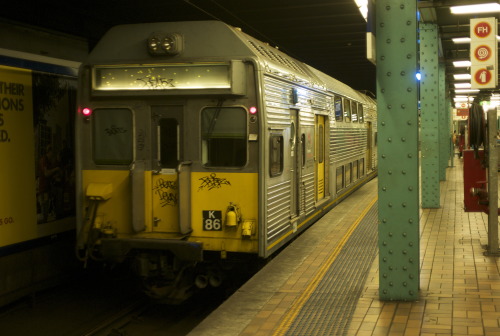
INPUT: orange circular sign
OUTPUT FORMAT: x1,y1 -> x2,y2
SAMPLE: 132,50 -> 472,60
474,45 -> 492,61
474,21 -> 492,38
474,68 -> 492,85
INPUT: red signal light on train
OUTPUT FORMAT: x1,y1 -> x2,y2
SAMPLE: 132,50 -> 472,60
249,106 -> 257,114
82,107 -> 92,116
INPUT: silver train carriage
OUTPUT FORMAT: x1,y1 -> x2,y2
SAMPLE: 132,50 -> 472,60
76,21 -> 377,301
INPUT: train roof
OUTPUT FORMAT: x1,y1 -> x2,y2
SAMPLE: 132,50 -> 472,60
88,20 -> 368,101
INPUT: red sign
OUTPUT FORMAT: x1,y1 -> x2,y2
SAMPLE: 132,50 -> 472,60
474,45 -> 492,61
474,68 -> 492,85
474,21 -> 492,38
457,109 -> 469,117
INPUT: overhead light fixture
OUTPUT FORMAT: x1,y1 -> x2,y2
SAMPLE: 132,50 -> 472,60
453,60 -> 472,67
454,82 -> 472,88
454,74 -> 472,80
450,3 -> 500,14
455,89 -> 480,93
354,0 -> 368,21
452,37 -> 471,44
452,36 -> 500,43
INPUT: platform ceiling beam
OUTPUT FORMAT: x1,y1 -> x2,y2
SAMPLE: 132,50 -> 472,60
376,0 -> 420,301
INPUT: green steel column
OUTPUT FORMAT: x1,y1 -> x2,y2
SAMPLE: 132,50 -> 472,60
447,97 -> 454,167
420,23 -> 440,208
439,62 -> 447,180
377,0 -> 419,301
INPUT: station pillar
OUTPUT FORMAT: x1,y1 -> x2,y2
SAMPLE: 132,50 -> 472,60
438,62 -> 449,180
420,23 -> 441,208
376,0 -> 419,300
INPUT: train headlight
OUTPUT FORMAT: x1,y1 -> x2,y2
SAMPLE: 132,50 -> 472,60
147,32 -> 183,56
148,37 -> 160,52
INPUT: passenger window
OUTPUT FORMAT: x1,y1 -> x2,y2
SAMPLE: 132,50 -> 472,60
269,135 -> 283,177
334,96 -> 343,121
201,107 -> 247,167
318,124 -> 324,164
301,133 -> 306,167
93,108 -> 133,165
343,98 -> 351,122
351,101 -> 358,122
159,118 -> 179,168
336,166 -> 344,191
345,163 -> 352,186
358,104 -> 364,123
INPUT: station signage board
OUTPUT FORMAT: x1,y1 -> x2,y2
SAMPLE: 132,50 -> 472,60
470,18 -> 498,89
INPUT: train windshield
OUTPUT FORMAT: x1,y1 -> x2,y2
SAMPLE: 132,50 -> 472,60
201,106 -> 247,167
92,108 -> 133,165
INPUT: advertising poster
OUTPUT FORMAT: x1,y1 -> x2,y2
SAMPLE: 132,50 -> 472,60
0,65 -> 76,247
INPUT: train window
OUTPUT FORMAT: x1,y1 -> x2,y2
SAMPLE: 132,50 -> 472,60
336,166 -> 344,191
301,133 -> 306,167
345,163 -> 352,186
269,135 -> 283,177
201,107 -> 247,167
92,108 -> 133,165
358,104 -> 364,123
334,96 -> 343,121
159,118 -> 179,168
318,124 -> 324,164
343,98 -> 351,122
351,101 -> 358,122
360,158 -> 365,176
353,160 -> 359,181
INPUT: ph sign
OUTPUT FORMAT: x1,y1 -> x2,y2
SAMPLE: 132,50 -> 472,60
471,18 -> 498,89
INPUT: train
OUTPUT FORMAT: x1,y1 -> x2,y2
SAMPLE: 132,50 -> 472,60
0,40 -> 82,305
75,20 -> 377,302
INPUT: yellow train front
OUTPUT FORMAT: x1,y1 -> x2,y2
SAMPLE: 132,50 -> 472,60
76,21 -> 377,302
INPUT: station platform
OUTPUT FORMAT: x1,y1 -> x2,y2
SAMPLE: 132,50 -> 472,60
188,160 -> 500,336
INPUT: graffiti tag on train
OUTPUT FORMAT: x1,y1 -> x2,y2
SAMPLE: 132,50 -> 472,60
153,178 -> 178,207
104,125 -> 127,136
137,129 -> 145,151
198,173 -> 231,191
0,81 -> 25,143
0,216 -> 14,225
137,76 -> 175,89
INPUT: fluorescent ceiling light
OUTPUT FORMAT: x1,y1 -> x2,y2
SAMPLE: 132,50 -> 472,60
454,83 -> 472,88
454,74 -> 472,80
452,36 -> 500,43
455,89 -> 480,93
453,60 -> 472,67
354,0 -> 368,21
454,96 -> 475,102
452,37 -> 471,43
450,3 -> 500,14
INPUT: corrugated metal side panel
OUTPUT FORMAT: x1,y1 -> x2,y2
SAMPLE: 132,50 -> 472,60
264,77 -> 292,127
331,128 -> 367,163
266,181 -> 291,243
263,76 -> 292,245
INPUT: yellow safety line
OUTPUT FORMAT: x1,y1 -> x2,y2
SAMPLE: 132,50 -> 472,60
266,176 -> 375,251
272,196 -> 378,336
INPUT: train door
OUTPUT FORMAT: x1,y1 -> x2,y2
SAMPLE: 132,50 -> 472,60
151,105 -> 183,233
367,121 -> 373,171
316,115 -> 326,200
290,109 -> 300,218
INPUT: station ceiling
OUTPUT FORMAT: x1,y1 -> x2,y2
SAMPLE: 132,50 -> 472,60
1,0 -> 498,100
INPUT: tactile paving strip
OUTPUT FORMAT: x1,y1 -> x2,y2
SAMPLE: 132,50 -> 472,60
286,202 -> 378,336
